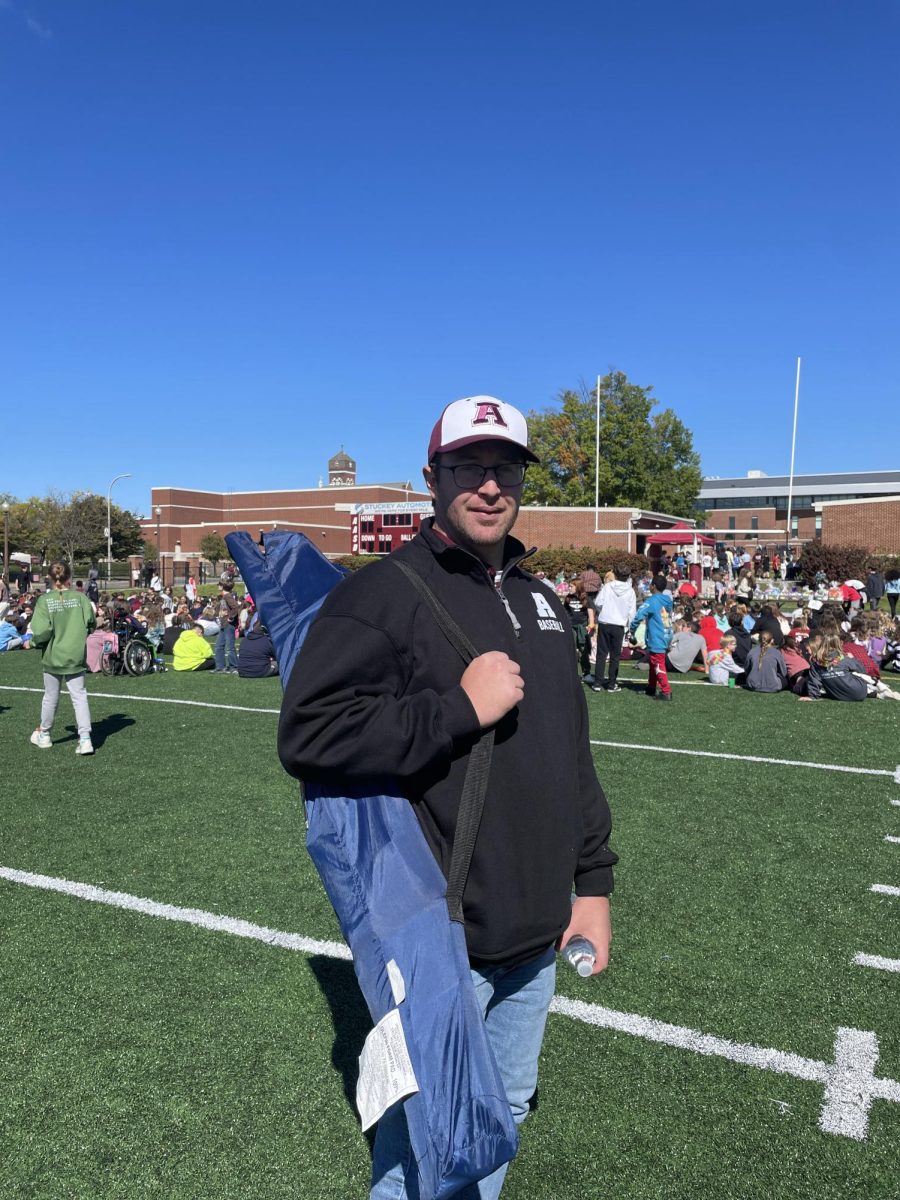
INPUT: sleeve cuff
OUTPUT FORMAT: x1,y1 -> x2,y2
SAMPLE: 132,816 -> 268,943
441,684 -> 482,741
573,865 -> 615,896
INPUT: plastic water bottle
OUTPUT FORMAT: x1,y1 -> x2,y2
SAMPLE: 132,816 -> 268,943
562,935 -> 596,977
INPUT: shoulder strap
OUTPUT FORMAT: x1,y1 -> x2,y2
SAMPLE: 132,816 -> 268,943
392,557 -> 494,925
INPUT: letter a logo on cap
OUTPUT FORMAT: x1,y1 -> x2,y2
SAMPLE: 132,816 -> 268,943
471,401 -> 508,430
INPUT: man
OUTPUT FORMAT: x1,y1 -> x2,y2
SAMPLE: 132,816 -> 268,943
173,622 -> 215,671
865,564 -> 885,612
278,395 -> 615,1200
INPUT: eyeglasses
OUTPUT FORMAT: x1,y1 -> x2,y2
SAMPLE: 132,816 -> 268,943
431,462 -> 527,488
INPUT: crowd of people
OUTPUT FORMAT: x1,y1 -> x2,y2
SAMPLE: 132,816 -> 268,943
542,559 -> 900,703
0,563 -> 280,754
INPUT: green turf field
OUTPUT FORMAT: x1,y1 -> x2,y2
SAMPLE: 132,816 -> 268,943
1,649 -> 898,1199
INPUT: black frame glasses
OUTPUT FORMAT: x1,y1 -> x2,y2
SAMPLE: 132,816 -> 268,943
431,462 -> 528,488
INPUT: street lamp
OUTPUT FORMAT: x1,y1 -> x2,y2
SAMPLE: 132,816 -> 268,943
106,473 -> 132,587
2,501 -> 9,592
155,505 -> 162,586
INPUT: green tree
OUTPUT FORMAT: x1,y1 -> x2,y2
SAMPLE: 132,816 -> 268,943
200,534 -> 229,568
522,373 -> 702,517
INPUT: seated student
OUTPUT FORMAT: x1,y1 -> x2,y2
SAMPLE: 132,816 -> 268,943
780,634 -> 811,695
666,619 -> 709,674
698,611 -> 722,652
0,613 -> 30,651
196,606 -> 220,638
750,605 -> 785,648
802,632 -> 898,701
237,624 -> 279,678
842,617 -> 881,680
173,623 -> 215,671
707,634 -> 742,685
725,609 -> 752,668
713,602 -> 730,633
745,630 -> 787,692
881,619 -> 900,674
742,604 -> 760,634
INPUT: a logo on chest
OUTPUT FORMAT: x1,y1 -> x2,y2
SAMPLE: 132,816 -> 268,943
531,591 -> 565,633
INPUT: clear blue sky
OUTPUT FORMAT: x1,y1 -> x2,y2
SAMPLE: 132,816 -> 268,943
2,0 -> 897,517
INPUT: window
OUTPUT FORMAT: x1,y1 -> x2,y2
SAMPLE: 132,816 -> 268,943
790,515 -> 799,535
750,516 -> 758,540
815,514 -> 822,536
727,516 -> 735,541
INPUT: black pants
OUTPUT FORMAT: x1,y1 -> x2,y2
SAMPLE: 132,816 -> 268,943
889,594 -> 898,619
596,623 -> 626,688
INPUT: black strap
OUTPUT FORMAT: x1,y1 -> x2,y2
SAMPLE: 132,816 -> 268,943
392,558 -> 495,925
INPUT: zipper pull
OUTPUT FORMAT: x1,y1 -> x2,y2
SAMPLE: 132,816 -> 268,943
498,588 -> 522,638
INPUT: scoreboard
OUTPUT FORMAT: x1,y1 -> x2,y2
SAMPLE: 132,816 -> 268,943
350,501 -> 434,555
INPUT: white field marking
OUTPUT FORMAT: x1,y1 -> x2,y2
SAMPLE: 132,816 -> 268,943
870,883 -> 900,897
2,866 -> 898,1142
5,683 -> 895,784
589,739 -> 897,780
854,953 -> 900,974
550,996 -> 899,1142
885,836 -> 900,845
0,866 -> 351,960
893,800 -> 900,808
0,684 -> 279,716
7,679 -> 900,783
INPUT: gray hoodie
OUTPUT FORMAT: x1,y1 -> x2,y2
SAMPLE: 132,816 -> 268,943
595,580 -> 637,628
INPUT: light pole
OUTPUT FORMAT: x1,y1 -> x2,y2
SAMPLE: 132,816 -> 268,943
2,501 -> 9,592
106,473 -> 132,587
155,505 -> 162,587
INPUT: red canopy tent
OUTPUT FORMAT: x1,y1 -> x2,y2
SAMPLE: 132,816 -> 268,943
642,522 -> 716,547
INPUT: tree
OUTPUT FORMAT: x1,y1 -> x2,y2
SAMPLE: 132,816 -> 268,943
200,534 -> 229,568
50,491 -> 104,568
522,373 -> 703,517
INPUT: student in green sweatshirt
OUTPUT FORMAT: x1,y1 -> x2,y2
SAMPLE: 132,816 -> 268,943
29,561 -> 96,754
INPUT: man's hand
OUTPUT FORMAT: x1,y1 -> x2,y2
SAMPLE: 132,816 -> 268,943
558,895 -> 611,976
460,651 -> 524,728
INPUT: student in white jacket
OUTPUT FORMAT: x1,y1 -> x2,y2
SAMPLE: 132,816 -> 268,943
591,566 -> 638,693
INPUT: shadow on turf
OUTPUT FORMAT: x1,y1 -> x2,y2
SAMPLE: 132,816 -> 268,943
307,954 -> 377,1154
61,712 -> 136,749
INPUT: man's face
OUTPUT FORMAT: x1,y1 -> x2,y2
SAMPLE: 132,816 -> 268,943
423,441 -> 526,560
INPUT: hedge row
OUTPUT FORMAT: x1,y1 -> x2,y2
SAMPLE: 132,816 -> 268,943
796,543 -> 900,585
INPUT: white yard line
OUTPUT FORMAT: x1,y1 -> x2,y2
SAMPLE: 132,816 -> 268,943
854,953 -> 900,974
3,685 -> 896,782
0,865 -> 350,959
870,883 -> 900,897
589,739 -> 899,781
885,836 -> 900,845
0,684 -> 279,715
2,864 -> 898,1142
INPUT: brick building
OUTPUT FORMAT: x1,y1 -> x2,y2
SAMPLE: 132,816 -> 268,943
817,496 -> 900,554
698,469 -> 900,551
139,451 -> 693,583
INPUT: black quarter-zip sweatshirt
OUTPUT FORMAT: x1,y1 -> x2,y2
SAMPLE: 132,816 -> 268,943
278,520 -> 616,965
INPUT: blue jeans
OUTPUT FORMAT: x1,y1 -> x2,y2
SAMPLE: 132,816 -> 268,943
214,625 -> 239,670
370,945 -> 556,1200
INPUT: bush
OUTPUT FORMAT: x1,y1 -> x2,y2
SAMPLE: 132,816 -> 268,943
525,546 -> 650,578
796,541 -> 870,585
333,554 -> 382,573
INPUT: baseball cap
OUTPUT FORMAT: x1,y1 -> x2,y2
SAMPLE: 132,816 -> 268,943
427,395 -> 539,463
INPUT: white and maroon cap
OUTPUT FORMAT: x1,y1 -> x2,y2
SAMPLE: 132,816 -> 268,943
427,395 -> 539,463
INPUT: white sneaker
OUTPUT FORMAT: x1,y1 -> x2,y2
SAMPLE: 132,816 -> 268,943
75,737 -> 95,755
30,729 -> 52,749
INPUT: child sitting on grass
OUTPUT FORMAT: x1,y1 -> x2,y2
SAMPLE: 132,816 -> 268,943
745,630 -> 787,692
803,632 -> 900,701
707,634 -> 743,685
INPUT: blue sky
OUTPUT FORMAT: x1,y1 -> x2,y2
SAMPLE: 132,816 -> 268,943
2,0 -> 897,518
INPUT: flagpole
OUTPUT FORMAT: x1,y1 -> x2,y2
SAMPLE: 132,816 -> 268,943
594,375 -> 600,531
785,357 -> 801,553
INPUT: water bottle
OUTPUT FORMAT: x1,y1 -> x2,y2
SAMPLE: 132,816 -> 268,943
562,935 -> 596,977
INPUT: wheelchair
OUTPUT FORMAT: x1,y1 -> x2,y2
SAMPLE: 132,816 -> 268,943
100,620 -> 157,677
